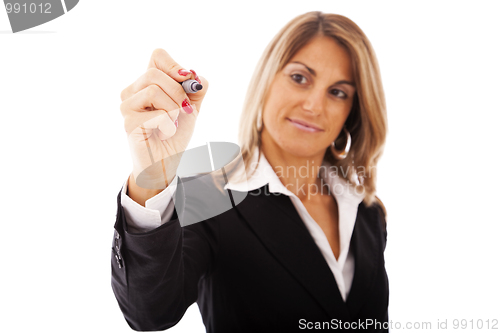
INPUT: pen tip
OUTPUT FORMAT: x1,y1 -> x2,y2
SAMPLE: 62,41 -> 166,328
196,84 -> 203,90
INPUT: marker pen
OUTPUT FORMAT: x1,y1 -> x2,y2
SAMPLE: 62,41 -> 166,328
181,79 -> 203,94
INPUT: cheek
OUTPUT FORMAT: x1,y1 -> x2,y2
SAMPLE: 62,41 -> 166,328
263,84 -> 290,123
325,102 -> 353,135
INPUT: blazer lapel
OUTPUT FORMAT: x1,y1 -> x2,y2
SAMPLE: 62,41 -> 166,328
346,203 -> 381,317
230,185 -> 351,320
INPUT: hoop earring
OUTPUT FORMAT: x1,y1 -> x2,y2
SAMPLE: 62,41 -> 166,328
256,110 -> 263,132
330,127 -> 351,160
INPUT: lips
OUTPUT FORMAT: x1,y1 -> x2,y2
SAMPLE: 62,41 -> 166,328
287,118 -> 323,132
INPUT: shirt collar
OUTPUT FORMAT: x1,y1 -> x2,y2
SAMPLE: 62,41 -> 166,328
224,148 -> 365,206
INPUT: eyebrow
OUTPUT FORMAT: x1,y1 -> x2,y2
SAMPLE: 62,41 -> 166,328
291,61 -> 356,87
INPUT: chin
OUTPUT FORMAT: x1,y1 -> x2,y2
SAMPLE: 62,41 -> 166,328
262,125 -> 327,158
277,139 -> 323,158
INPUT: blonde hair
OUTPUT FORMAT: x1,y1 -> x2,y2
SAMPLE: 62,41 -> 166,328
218,11 -> 387,216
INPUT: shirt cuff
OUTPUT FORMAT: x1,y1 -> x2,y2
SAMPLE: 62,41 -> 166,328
120,176 -> 178,233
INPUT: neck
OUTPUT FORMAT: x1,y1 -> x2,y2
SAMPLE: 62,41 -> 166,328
260,133 -> 328,201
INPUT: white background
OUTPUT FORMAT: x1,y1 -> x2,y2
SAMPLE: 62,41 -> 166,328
1,1 -> 499,332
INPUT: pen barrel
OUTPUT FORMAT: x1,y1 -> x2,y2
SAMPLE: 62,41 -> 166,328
181,80 -> 201,94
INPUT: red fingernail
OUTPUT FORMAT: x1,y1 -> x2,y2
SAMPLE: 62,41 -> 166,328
174,119 -> 179,128
189,69 -> 201,84
182,99 -> 193,114
178,69 -> 191,76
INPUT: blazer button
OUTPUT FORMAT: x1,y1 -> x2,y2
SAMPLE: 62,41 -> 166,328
115,255 -> 122,269
114,232 -> 122,251
112,247 -> 123,269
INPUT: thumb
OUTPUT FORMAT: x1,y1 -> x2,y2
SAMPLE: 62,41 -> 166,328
186,75 -> 209,114
157,109 -> 179,140
141,110 -> 178,141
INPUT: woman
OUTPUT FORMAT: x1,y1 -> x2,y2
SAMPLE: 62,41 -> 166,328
112,11 -> 389,332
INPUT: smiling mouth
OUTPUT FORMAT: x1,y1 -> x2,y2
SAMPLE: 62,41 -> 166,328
286,118 -> 323,133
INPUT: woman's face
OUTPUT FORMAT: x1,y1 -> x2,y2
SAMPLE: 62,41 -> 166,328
261,35 -> 356,159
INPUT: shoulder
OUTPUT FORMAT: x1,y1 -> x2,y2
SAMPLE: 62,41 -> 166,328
367,195 -> 387,223
359,198 -> 387,236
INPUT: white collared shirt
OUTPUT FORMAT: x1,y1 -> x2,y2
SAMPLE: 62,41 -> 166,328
120,148 -> 365,301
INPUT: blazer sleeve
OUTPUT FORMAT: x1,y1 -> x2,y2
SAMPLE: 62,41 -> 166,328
111,177 -> 220,331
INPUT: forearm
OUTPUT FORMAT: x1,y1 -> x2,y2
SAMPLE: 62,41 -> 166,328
112,185 -> 217,331
111,204 -> 192,331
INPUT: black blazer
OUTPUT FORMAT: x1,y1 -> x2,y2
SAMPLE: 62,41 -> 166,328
111,174 -> 389,332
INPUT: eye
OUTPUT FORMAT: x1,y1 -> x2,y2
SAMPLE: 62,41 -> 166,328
330,88 -> 347,99
291,73 -> 307,84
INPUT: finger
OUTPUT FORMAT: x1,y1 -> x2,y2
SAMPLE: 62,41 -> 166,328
121,67 -> 185,103
124,108 -> 179,139
121,68 -> 193,114
147,48 -> 194,83
121,84 -> 178,114
121,86 -> 179,135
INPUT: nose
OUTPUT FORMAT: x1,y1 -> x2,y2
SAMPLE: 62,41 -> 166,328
301,88 -> 326,116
